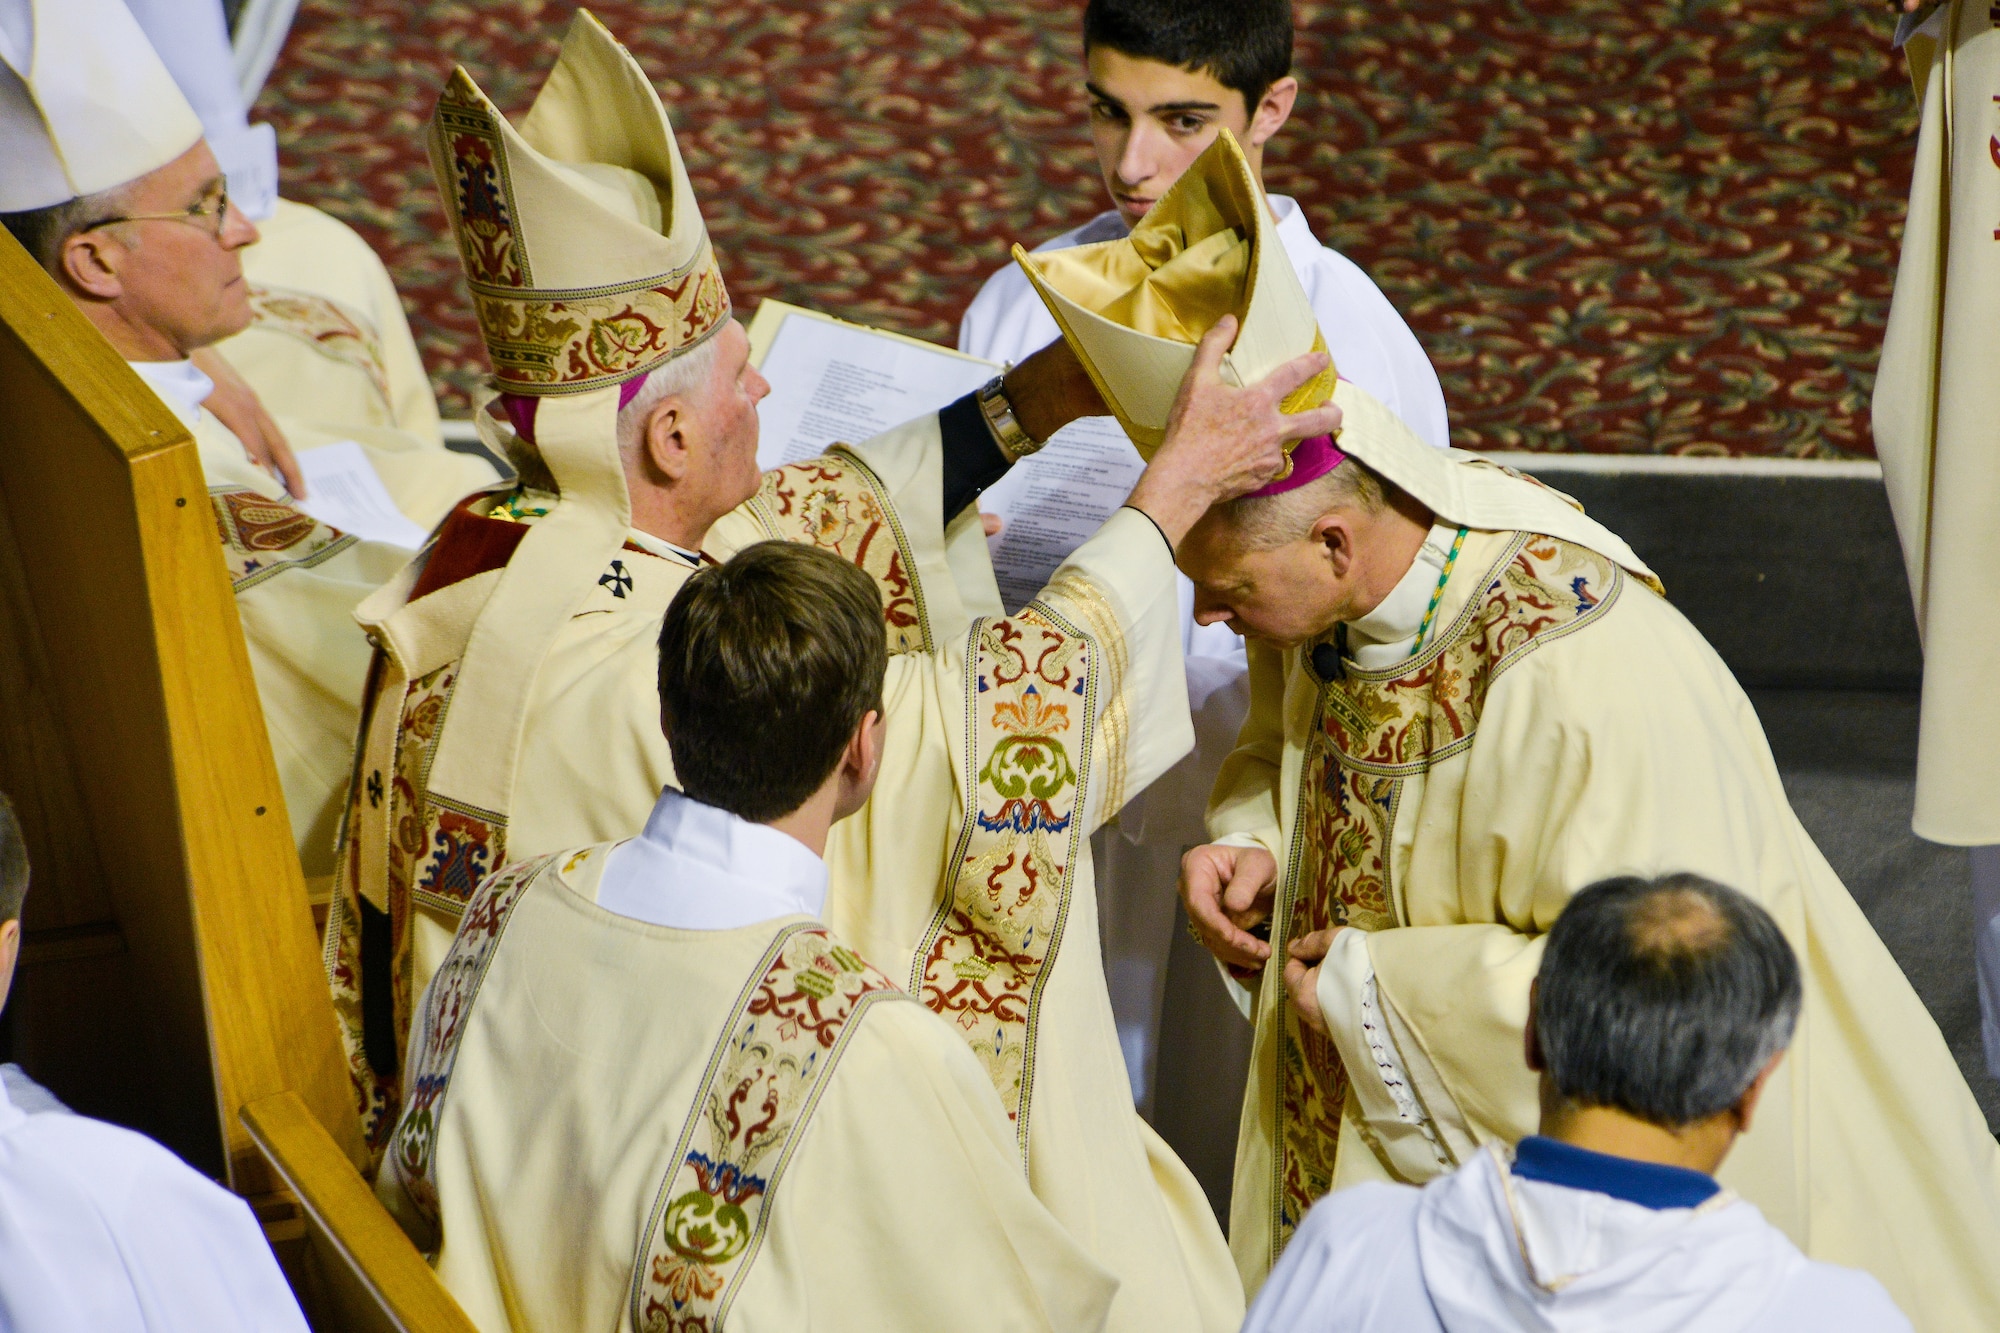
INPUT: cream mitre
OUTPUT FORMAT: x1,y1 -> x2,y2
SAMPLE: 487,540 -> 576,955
428,7 -> 729,401
0,0 -> 203,211
1012,128 -> 1335,460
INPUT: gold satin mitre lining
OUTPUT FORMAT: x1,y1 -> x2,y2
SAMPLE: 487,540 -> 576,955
1012,129 -> 1336,457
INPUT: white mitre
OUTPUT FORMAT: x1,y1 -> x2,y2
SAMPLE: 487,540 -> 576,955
428,6 -> 729,398
122,0 -> 278,220
1012,129 -> 1334,458
0,0 -> 202,212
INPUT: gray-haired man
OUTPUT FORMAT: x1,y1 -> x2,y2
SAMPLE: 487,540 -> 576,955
1243,873 -> 1912,1333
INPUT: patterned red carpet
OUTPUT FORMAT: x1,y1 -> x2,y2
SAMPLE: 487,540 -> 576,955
256,0 -> 1918,457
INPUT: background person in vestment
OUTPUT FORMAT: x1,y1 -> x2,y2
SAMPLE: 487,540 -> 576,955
0,795 -> 310,1333
1243,874 -> 1911,1333
0,0 -> 490,879
1872,0 -> 2000,1087
121,0 -> 456,467
377,544 -> 1122,1333
1164,342 -> 2000,1324
958,0 -> 1449,1112
328,17 -> 1338,1328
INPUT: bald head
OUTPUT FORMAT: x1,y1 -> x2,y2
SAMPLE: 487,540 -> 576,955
1534,873 -> 1802,1129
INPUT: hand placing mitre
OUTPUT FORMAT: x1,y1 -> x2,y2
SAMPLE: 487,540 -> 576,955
1126,315 -> 1344,548
190,346 -> 307,499
1180,841 -> 1278,979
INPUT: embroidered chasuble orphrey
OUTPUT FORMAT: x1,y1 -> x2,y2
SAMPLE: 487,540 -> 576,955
380,846 -> 1118,1332
1269,534 -> 1623,1239
331,416 -> 1242,1331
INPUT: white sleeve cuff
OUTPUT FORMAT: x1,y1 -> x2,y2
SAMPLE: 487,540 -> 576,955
1315,930 -> 1452,1175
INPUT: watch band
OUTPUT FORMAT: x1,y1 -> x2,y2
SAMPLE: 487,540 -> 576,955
975,374 -> 1044,462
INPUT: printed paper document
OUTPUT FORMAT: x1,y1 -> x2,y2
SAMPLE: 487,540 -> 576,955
747,300 -> 1150,608
295,440 -> 431,550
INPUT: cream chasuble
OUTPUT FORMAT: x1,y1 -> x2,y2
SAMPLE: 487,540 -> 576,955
328,409 -> 1243,1332
1874,0 -> 2000,848
379,836 -> 1117,1333
217,198 -> 450,446
1210,430 -> 2000,1330
130,360 -> 411,877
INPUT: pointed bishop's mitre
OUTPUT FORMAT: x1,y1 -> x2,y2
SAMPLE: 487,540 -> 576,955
428,9 -> 730,396
0,0 -> 204,211
1013,130 -> 1335,466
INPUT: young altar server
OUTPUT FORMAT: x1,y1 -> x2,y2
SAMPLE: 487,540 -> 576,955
378,544 -> 1120,1332
959,0 -> 1450,1113
0,0 -> 492,878
1243,874 -> 1910,1333
329,14 -> 1332,1329
1040,134 -> 2000,1331
0,795 -> 310,1332
960,0 -> 1446,447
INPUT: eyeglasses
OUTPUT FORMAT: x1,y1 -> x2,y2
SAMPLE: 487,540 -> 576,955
80,182 -> 233,240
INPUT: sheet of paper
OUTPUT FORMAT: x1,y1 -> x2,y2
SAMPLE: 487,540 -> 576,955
295,440 -> 430,550
979,415 -> 1147,611
751,304 -> 998,471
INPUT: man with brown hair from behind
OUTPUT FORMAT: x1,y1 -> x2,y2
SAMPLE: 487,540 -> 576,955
377,543 -> 1119,1332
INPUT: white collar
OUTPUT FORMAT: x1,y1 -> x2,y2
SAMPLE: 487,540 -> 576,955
1268,194 -> 1324,264
1345,522 -> 1461,669
594,787 -> 828,930
624,528 -> 704,568
126,359 -> 215,431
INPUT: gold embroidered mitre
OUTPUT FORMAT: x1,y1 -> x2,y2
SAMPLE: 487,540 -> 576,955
427,8 -> 730,396
1012,129 -> 1334,459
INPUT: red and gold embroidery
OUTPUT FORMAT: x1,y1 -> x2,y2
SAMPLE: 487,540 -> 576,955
245,285 -> 392,412
744,451 -> 931,654
911,607 -> 1092,1157
1270,534 -> 1627,1257
328,652 -> 509,1159
385,850 -> 560,1233
632,923 -> 901,1332
433,69 -> 730,395
435,72 -> 528,290
210,488 -> 356,592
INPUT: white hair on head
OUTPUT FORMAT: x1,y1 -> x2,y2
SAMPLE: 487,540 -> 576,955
615,335 -> 725,457
1215,457 -> 1388,552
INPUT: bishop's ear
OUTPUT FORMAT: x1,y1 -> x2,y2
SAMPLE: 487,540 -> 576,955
58,232 -> 127,302
640,395 -> 694,484
1311,510 -> 1356,580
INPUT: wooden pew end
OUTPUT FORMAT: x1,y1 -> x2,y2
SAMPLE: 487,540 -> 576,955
241,1092 -> 477,1333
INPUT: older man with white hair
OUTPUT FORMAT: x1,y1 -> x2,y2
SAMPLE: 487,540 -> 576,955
325,16 -> 1345,1331
0,0 -> 491,878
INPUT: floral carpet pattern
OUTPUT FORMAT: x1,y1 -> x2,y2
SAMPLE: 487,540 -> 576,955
257,0 -> 1919,457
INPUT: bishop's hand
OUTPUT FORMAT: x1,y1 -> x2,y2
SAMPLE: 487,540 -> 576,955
1180,842 -> 1278,975
1127,315 -> 1344,549
1000,337 -> 1108,446
192,346 -> 306,500
1284,927 -> 1345,1038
